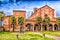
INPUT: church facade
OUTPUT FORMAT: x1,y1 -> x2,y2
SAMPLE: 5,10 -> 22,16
4,5 -> 60,31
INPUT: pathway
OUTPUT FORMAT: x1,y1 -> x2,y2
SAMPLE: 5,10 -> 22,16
31,32 -> 60,40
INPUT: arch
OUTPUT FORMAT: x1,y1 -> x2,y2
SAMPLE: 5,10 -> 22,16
26,23 -> 32,31
49,24 -> 53,31
54,24 -> 58,30
34,24 -> 38,31
42,24 -> 47,31
38,24 -> 41,30
49,24 -> 52,26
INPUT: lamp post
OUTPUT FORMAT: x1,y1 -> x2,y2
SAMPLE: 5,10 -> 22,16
16,34 -> 19,40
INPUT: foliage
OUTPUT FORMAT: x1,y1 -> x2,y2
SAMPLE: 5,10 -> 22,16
18,17 -> 24,25
43,17 -> 50,25
0,11 -> 5,21
11,16 -> 16,25
0,11 -> 5,26
56,17 -> 60,25
36,17 -> 42,24
11,16 -> 16,31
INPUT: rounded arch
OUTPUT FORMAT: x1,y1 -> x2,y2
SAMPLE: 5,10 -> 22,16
49,24 -> 52,26
42,24 -> 47,31
54,24 -> 58,30
34,24 -> 38,31
26,23 -> 32,27
49,24 -> 53,31
26,23 -> 33,31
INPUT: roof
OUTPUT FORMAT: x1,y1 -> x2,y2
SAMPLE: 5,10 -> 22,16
39,5 -> 54,10
13,10 -> 26,12
5,15 -> 12,17
28,5 -> 54,18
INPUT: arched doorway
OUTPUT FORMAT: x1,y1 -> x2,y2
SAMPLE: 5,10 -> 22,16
54,24 -> 58,30
49,24 -> 52,31
26,23 -> 32,31
42,24 -> 47,31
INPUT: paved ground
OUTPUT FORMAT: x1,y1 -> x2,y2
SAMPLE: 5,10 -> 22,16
32,32 -> 60,40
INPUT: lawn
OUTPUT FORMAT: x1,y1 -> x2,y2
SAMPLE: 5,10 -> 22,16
40,31 -> 60,36
0,32 -> 54,40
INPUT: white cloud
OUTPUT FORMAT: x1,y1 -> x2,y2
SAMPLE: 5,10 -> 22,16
0,1 -> 60,18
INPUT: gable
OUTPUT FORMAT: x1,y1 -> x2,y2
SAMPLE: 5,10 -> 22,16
40,5 -> 54,10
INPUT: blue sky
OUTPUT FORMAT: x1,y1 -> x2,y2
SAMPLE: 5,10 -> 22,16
0,0 -> 60,18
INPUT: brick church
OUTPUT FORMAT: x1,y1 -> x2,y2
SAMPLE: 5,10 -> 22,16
4,5 -> 60,31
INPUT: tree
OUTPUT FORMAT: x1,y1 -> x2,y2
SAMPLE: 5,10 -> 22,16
43,16 -> 50,30
18,17 -> 24,32
36,17 -> 42,30
56,17 -> 60,28
0,11 -> 5,27
43,17 -> 50,25
36,16 -> 42,24
11,16 -> 16,32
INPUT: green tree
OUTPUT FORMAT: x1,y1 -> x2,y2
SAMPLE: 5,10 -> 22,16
11,16 -> 16,32
56,17 -> 60,27
0,11 -> 5,27
36,17 -> 42,24
18,17 -> 24,32
36,17 -> 42,30
43,16 -> 50,27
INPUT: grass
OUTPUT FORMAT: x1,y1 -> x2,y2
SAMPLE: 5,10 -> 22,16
0,32 -> 54,40
40,31 -> 60,36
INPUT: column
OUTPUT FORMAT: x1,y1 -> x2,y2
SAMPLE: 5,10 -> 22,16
35,27 -> 37,32
32,25 -> 34,31
30,25 -> 34,31
47,25 -> 49,31
41,24 -> 43,31
52,24 -> 54,31
58,24 -> 60,30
